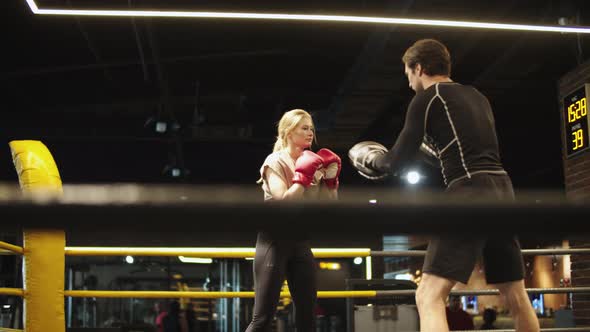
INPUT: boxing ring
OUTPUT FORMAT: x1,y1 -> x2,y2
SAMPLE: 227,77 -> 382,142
0,184 -> 589,332
1,140 -> 589,331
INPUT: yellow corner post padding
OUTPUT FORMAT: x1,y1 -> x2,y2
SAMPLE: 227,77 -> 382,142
9,140 -> 66,331
9,140 -> 62,193
23,230 -> 65,332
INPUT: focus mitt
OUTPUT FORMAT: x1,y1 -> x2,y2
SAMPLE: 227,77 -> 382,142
348,141 -> 389,180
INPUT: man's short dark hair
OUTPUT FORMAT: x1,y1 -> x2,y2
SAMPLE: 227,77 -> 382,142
402,39 -> 451,76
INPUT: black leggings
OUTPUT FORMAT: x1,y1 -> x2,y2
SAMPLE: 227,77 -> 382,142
245,232 -> 317,332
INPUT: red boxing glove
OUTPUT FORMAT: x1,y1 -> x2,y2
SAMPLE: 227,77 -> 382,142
292,150 -> 324,188
317,148 -> 341,189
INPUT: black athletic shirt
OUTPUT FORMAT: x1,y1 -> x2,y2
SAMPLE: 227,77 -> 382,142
374,82 -> 507,186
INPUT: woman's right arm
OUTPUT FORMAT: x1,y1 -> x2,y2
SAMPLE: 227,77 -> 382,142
266,168 -> 305,200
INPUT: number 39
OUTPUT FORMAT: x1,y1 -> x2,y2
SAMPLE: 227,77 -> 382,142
572,129 -> 584,150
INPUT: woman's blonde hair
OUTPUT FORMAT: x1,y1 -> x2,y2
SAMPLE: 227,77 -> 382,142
272,109 -> 315,152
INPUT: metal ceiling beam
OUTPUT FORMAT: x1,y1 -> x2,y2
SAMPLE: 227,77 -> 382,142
326,0 -> 415,124
472,2 -> 553,86
128,0 -> 149,81
2,50 -> 287,79
65,0 -> 112,83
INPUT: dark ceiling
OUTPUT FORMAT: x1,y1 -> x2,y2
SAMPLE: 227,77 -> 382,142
2,0 -> 590,191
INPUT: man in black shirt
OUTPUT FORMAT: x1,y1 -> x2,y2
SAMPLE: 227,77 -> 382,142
348,39 -> 540,332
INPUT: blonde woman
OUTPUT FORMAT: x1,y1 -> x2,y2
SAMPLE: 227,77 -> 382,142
246,109 -> 341,332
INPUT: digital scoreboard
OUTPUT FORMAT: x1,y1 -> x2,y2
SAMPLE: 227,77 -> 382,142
563,84 -> 589,158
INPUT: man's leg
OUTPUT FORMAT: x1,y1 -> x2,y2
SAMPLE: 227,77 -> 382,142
484,233 -> 537,332
494,280 -> 540,332
420,233 -> 480,332
415,272 -> 456,332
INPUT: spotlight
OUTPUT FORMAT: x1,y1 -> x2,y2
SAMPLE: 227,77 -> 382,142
144,116 -> 171,134
155,121 -> 167,133
171,168 -> 181,177
125,256 -> 134,264
353,257 -> 363,265
405,171 -> 421,184
163,164 -> 189,178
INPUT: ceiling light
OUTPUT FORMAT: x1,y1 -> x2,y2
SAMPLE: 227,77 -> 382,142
24,0 -> 590,34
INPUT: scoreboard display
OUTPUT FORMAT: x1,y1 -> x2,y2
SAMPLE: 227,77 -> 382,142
564,84 -> 589,158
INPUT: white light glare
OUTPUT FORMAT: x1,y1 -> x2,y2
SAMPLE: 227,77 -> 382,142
155,121 -> 167,133
24,0 -> 590,34
394,273 -> 414,281
353,257 -> 363,265
366,256 -> 372,280
369,199 -> 377,204
125,255 -> 134,264
406,171 -> 421,185
178,256 -> 213,264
